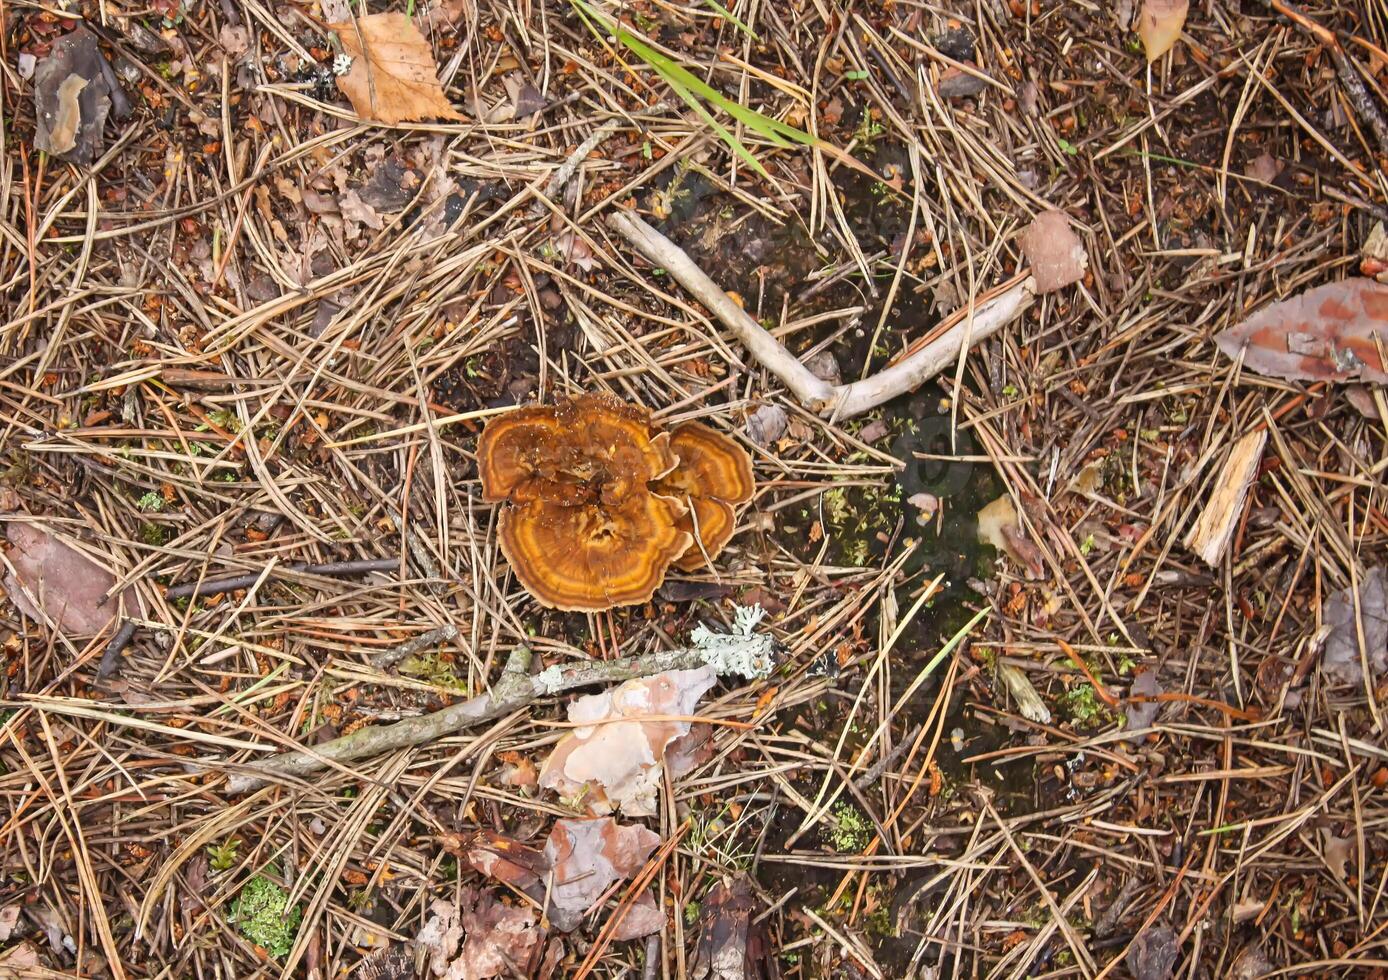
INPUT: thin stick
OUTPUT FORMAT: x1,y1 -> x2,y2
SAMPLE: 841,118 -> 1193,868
369,624 -> 460,670
1268,0 -> 1388,156
96,619 -> 138,679
607,210 -> 1035,420
165,558 -> 401,599
224,644 -> 717,793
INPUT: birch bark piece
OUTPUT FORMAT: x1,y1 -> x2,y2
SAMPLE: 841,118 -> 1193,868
1183,428 -> 1267,565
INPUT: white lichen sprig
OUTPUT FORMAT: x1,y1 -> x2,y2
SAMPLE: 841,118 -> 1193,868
689,603 -> 777,680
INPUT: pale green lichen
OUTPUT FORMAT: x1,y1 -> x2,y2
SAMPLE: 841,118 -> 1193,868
688,604 -> 776,680
399,652 -> 469,692
532,604 -> 776,695
826,801 -> 872,853
230,874 -> 301,957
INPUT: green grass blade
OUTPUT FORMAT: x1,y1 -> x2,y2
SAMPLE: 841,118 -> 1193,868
701,0 -> 756,39
616,28 -> 810,146
570,0 -> 813,160
664,75 -> 773,180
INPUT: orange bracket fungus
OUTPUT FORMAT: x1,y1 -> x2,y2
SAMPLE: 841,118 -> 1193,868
656,422 -> 756,572
477,394 -> 755,610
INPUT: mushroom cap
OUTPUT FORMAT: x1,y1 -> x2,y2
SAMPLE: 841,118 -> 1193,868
655,422 -> 755,570
478,395 -> 677,505
498,492 -> 693,611
671,498 -> 737,572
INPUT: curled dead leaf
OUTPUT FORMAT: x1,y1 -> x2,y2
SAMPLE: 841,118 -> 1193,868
456,889 -> 544,980
416,898 -> 464,977
1138,0 -> 1189,61
1321,567 -> 1388,686
1127,923 -> 1180,980
543,817 -> 660,932
691,877 -> 778,980
457,830 -> 547,901
1125,668 -> 1163,733
539,666 -> 717,815
976,495 -> 1044,579
332,13 -> 463,124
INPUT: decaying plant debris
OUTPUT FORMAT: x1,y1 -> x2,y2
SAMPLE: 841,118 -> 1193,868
2,0 -> 1388,977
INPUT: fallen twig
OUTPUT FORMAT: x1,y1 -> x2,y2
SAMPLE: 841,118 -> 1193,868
97,618 -> 138,679
165,558 -> 400,599
606,210 -> 1035,420
225,634 -> 769,793
369,624 -> 459,670
1269,0 -> 1388,157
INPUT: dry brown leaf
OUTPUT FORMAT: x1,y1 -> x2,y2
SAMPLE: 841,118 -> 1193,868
0,903 -> 20,942
339,189 -> 385,232
745,404 -> 788,447
1019,210 -> 1087,294
417,898 -> 464,977
664,723 -> 714,780
0,941 -> 41,970
219,24 -> 250,59
1229,943 -> 1273,980
3,522 -> 144,635
543,817 -> 660,931
417,0 -> 473,31
1321,567 -> 1388,686
539,666 -> 717,815
1137,0 -> 1189,61
1127,923 -> 1180,980
332,13 -> 463,124
496,750 -> 538,790
457,830 -> 547,901
1361,222 -> 1388,281
691,877 -> 777,980
609,889 -> 666,941
553,230 -> 598,272
976,495 -> 1044,580
1125,669 -> 1163,733
453,889 -> 544,980
1322,830 -> 1354,879
1214,278 -> 1388,384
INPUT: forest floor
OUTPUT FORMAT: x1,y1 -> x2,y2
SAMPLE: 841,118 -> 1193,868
2,0 -> 1388,978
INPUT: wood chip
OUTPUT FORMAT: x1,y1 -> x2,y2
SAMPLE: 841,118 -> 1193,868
1182,428 -> 1266,565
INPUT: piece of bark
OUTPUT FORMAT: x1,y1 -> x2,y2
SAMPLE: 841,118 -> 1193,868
1020,210 -> 1087,294
997,664 -> 1051,724
33,29 -> 116,165
1182,428 -> 1266,565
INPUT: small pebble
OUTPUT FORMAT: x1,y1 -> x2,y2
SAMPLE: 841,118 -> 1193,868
908,492 -> 939,523
746,404 -> 789,447
1020,210 -> 1087,293
938,65 -> 988,100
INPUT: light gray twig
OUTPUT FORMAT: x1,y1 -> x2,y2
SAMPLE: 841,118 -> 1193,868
225,644 -> 710,793
369,624 -> 459,670
606,211 -> 1035,420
